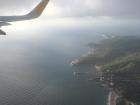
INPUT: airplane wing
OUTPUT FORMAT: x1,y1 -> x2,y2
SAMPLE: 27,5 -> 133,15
0,0 -> 49,35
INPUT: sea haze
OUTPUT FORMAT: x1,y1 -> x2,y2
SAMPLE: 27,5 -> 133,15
0,18 -> 139,105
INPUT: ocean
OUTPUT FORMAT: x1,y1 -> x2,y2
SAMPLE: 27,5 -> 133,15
0,18 -> 139,105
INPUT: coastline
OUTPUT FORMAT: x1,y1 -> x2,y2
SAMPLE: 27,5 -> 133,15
70,37 -> 140,105
94,64 -> 136,105
107,91 -> 119,105
95,64 -> 119,105
71,59 -> 137,105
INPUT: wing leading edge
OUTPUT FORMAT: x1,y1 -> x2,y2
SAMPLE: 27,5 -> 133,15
0,0 -> 49,35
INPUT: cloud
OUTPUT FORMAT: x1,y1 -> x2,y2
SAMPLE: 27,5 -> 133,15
0,0 -> 140,18
0,0 -> 37,15
50,0 -> 140,18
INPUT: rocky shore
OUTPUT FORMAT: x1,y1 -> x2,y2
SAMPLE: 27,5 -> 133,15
71,36 -> 140,105
94,64 -> 136,105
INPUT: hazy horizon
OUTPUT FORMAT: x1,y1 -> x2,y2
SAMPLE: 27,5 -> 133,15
0,0 -> 140,105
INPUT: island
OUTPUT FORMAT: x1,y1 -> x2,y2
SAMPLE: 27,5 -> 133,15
71,36 -> 140,105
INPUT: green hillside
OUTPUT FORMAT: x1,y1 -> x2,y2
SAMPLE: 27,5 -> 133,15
73,36 -> 140,104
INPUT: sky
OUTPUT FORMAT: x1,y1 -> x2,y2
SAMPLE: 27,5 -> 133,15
1,0 -> 140,35
0,0 -> 140,19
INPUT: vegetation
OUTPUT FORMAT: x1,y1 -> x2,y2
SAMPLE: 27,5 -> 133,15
74,36 -> 140,104
75,36 -> 140,65
102,52 -> 140,73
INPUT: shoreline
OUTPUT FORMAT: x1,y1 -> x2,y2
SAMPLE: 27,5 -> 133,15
71,60 -> 136,105
94,64 -> 120,105
107,91 -> 119,105
94,65 -> 135,105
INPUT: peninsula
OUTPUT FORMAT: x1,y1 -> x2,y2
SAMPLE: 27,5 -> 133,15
72,36 -> 140,105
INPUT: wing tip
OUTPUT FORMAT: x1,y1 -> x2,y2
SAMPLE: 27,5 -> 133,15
26,0 -> 50,19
